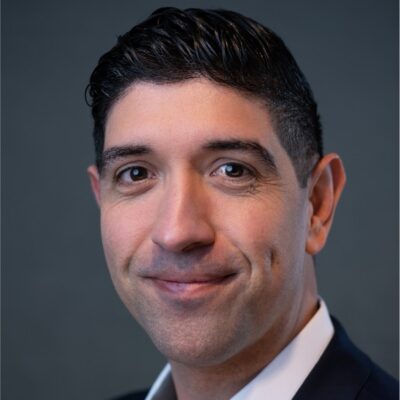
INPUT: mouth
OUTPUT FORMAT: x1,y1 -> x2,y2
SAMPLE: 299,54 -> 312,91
144,273 -> 238,301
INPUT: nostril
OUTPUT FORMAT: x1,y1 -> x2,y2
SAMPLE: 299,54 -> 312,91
181,240 -> 213,253
152,229 -> 215,253
151,217 -> 215,253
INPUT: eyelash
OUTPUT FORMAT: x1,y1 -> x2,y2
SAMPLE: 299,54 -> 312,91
116,165 -> 154,184
116,162 -> 256,181
113,162 -> 260,199
211,162 -> 256,180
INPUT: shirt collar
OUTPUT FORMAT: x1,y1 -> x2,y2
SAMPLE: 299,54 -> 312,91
145,299 -> 334,400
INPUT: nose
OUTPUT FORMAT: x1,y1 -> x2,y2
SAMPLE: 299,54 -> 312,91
151,171 -> 215,253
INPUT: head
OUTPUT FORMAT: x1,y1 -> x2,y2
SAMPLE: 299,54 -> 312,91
86,8 -> 345,369
87,7 -> 323,188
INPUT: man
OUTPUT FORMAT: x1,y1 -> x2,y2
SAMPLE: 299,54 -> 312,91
86,7 -> 398,400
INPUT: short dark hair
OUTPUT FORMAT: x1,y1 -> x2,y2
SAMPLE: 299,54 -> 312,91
86,7 -> 323,187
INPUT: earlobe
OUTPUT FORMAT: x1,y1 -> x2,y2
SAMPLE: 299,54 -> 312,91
87,165 -> 101,207
306,153 -> 346,255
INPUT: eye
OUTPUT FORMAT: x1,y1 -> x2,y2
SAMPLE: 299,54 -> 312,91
214,162 -> 252,178
117,166 -> 149,183
210,161 -> 260,193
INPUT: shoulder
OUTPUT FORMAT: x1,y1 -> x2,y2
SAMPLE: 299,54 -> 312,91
356,362 -> 398,400
332,317 -> 398,400
110,389 -> 148,400
294,317 -> 398,400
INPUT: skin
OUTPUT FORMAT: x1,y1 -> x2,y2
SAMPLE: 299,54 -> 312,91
88,78 -> 346,400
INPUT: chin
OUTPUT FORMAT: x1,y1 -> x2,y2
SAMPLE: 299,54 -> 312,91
145,320 -> 247,368
156,338 -> 239,368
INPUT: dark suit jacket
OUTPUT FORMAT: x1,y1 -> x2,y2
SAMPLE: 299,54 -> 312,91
113,318 -> 398,400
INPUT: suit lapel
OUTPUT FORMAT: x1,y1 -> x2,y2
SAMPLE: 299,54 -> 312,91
293,317 -> 372,400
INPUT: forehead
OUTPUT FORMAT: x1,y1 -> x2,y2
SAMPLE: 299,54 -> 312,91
104,79 -> 289,168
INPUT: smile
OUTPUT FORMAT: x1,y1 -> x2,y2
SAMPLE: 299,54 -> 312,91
146,273 -> 238,302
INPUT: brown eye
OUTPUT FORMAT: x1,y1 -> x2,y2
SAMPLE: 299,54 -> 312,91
118,166 -> 149,183
221,163 -> 247,177
129,166 -> 148,181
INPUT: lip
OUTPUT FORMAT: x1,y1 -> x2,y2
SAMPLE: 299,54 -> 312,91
145,273 -> 238,301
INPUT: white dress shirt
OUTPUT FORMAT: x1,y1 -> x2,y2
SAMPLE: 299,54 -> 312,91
145,299 -> 334,400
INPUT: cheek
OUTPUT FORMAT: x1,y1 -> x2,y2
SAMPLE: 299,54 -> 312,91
216,199 -> 284,264
219,197 -> 308,289
100,202 -> 151,276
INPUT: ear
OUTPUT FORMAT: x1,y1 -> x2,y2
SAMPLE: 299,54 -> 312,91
87,165 -> 101,207
306,153 -> 346,255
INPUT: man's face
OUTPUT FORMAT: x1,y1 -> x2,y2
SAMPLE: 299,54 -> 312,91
89,79 -> 317,368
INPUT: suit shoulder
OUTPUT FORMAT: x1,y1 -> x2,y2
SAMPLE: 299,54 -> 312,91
293,317 -> 398,400
110,388 -> 148,400
356,363 -> 398,400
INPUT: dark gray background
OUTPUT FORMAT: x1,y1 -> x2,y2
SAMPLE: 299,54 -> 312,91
3,0 -> 398,399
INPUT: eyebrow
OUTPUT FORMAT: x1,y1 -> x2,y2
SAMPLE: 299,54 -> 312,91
100,145 -> 152,172
99,139 -> 278,177
203,140 -> 278,176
